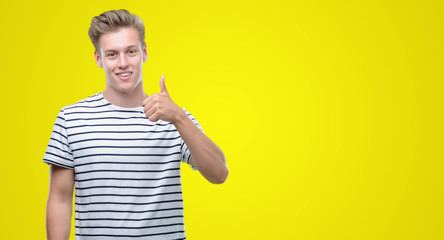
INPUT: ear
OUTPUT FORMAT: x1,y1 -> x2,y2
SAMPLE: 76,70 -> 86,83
142,42 -> 148,63
94,49 -> 103,68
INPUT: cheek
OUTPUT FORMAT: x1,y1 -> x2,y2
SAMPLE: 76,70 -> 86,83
133,57 -> 144,71
103,61 -> 115,74
103,66 -> 116,81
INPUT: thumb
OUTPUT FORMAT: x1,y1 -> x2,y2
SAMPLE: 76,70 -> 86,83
159,75 -> 169,95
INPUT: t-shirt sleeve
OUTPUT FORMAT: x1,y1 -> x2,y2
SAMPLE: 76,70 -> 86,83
180,107 -> 205,171
42,108 -> 74,169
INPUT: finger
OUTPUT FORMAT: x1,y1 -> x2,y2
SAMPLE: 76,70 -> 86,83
145,108 -> 156,119
142,94 -> 153,106
159,75 -> 169,95
143,93 -> 162,112
149,112 -> 160,122
143,93 -> 161,107
143,100 -> 156,113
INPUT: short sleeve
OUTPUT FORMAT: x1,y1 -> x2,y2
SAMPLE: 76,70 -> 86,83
180,108 -> 204,171
42,108 -> 74,169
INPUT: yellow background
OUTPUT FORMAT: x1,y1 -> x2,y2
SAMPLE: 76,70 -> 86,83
0,0 -> 442,239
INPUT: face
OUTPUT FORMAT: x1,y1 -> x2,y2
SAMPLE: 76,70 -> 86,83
94,27 -> 148,94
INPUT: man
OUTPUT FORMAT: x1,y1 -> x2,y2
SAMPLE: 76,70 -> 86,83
43,9 -> 228,240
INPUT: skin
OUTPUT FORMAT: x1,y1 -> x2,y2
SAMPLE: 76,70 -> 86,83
143,75 -> 229,184
95,27 -> 149,108
46,26 -> 228,240
46,164 -> 74,240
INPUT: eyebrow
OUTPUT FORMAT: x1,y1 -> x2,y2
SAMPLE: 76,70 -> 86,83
103,45 -> 139,53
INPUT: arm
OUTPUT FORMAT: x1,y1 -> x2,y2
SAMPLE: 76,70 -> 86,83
174,111 -> 228,184
143,75 -> 229,184
46,164 -> 75,240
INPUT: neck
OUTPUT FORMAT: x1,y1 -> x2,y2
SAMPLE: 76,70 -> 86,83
102,83 -> 148,108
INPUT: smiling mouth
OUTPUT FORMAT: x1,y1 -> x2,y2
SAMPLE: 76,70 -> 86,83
117,72 -> 132,76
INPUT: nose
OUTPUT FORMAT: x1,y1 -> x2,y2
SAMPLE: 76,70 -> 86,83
117,54 -> 129,68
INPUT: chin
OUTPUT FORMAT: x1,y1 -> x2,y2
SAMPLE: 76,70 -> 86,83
118,86 -> 137,93
109,77 -> 141,93
114,81 -> 137,91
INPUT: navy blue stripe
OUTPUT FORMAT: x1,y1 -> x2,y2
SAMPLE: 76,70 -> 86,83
183,146 -> 189,159
75,230 -> 184,238
44,152 -> 73,162
180,140 -> 185,151
52,130 -> 67,139
66,116 -> 149,122
186,114 -> 198,121
75,167 -> 180,175
64,103 -> 111,110
76,151 -> 180,159
72,143 -> 181,153
43,159 -> 73,169
49,137 -> 70,148
187,154 -> 192,164
76,96 -> 103,104
77,175 -> 180,182
84,92 -> 101,98
68,123 -> 172,129
54,123 -> 66,129
75,214 -> 183,220
65,109 -> 144,115
75,191 -> 182,198
75,183 -> 180,190
90,92 -> 101,97
47,145 -> 72,155
56,115 -> 65,121
75,207 -> 183,214
76,222 -> 184,229
68,129 -> 178,137
75,199 -> 183,206
75,159 -> 180,167
71,136 -> 181,144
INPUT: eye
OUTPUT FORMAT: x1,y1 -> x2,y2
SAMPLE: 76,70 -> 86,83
108,53 -> 116,57
129,50 -> 137,55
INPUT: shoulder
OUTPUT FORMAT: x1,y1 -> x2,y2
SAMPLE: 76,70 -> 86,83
61,92 -> 104,112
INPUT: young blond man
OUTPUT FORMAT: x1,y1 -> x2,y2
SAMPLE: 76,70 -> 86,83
44,9 -> 228,240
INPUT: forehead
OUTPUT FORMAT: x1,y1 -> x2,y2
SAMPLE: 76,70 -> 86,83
99,27 -> 141,52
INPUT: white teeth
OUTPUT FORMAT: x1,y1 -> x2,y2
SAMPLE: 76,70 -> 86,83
119,73 -> 131,76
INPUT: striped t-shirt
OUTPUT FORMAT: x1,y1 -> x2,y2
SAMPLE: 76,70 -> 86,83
43,92 -> 203,240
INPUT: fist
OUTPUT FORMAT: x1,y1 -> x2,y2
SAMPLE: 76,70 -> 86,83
143,75 -> 182,123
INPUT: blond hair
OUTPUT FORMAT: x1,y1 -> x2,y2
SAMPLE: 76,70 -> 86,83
88,9 -> 145,52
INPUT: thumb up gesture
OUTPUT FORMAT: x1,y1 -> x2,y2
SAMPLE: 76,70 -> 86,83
159,75 -> 169,96
143,75 -> 182,123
